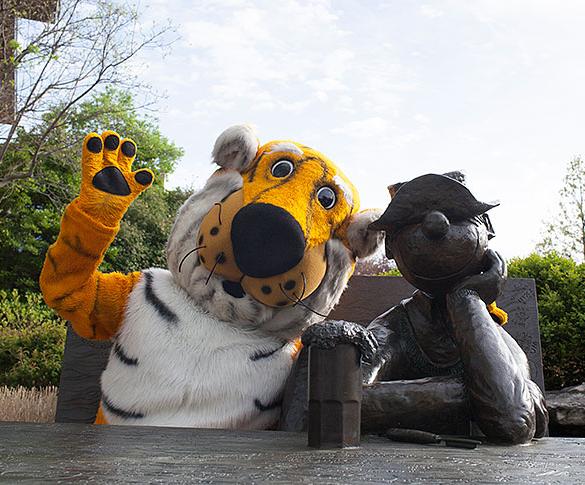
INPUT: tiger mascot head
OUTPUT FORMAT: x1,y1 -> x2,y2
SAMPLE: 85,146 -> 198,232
166,125 -> 382,339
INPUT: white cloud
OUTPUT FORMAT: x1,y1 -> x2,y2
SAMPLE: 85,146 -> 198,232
419,5 -> 444,18
332,117 -> 391,139
134,0 -> 585,257
413,114 -> 430,124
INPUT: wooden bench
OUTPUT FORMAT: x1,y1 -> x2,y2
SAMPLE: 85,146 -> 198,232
55,276 -> 545,423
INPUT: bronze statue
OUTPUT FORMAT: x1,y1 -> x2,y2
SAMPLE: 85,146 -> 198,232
290,172 -> 548,445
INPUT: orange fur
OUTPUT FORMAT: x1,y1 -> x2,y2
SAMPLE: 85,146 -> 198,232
40,131 -> 152,340
290,338 -> 303,361
243,141 -> 360,249
94,404 -> 109,425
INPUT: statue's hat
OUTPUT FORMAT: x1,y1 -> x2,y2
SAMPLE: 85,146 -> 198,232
369,172 -> 498,233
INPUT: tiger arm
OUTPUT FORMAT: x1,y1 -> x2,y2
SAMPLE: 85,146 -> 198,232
40,200 -> 141,339
40,131 -> 153,340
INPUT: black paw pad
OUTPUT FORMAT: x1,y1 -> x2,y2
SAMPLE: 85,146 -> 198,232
104,134 -> 120,150
86,137 -> 103,153
135,170 -> 153,186
92,166 -> 131,196
121,141 -> 136,157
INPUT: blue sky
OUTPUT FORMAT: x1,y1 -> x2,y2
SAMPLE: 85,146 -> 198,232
131,0 -> 585,258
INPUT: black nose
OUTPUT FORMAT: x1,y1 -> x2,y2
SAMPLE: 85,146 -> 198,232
422,211 -> 450,240
231,203 -> 305,278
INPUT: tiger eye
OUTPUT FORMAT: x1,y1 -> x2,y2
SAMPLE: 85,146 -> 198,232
271,160 -> 294,178
317,187 -> 336,209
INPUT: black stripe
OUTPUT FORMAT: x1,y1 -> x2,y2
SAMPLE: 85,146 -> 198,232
250,344 -> 284,362
247,151 -> 268,182
91,276 -> 101,317
303,155 -> 329,179
46,249 -> 57,272
305,174 -> 329,242
113,342 -> 139,366
102,395 -> 145,419
91,276 -> 99,340
143,271 -> 179,325
62,235 -> 100,259
250,176 -> 295,204
52,289 -> 76,303
46,249 -> 79,277
254,398 -> 282,412
61,304 -> 81,313
249,154 -> 323,203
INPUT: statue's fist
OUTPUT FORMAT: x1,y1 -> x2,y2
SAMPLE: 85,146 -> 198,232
301,320 -> 378,363
449,249 -> 507,304
78,131 -> 154,226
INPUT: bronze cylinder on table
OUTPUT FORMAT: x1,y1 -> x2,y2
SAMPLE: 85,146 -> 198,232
307,343 -> 362,448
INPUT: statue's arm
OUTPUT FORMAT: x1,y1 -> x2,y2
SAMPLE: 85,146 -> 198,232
498,328 -> 549,438
362,308 -> 405,384
446,288 -> 541,443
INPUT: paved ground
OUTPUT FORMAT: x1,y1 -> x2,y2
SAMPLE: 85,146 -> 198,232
1,422 -> 584,483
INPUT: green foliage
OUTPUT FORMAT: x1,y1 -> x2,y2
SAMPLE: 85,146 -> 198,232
508,253 -> 585,389
66,88 -> 183,177
0,290 -> 66,388
538,156 -> 585,262
379,252 -> 585,389
379,268 -> 402,276
101,185 -> 192,272
0,88 -> 186,290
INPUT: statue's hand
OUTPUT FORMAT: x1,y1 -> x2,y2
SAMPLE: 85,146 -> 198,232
301,320 -> 378,363
449,249 -> 507,304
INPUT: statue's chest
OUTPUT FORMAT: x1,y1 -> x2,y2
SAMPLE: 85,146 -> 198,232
400,300 -> 463,378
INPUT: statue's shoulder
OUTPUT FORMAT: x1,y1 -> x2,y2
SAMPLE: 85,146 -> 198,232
368,295 -> 413,331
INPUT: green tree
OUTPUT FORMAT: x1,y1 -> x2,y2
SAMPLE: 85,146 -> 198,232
102,185 -> 191,273
508,252 -> 585,389
538,156 -> 585,262
0,88 -> 189,291
1,0 -> 173,187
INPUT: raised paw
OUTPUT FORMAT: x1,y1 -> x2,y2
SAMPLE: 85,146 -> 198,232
78,131 -> 154,225
82,131 -> 153,196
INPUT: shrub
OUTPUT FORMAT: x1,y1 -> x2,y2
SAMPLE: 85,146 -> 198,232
0,290 -> 66,387
508,253 -> 585,389
380,252 -> 585,390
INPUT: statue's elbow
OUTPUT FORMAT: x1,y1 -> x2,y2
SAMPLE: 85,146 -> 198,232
483,412 -> 536,445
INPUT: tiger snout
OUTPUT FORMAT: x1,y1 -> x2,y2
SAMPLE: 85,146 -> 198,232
196,190 -> 328,308
231,203 -> 306,278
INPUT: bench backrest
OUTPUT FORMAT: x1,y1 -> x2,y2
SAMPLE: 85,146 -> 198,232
55,276 -> 544,423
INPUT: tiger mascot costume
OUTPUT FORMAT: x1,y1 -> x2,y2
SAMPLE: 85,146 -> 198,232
40,125 -> 382,428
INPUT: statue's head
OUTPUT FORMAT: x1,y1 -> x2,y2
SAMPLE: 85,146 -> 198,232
369,172 -> 498,296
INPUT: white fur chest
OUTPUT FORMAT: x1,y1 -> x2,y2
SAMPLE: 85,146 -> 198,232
100,268 -> 296,429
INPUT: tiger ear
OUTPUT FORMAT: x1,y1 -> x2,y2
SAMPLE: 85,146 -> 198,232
342,209 -> 385,259
212,124 -> 259,172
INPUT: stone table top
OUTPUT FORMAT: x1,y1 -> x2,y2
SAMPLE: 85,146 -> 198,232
0,422 -> 584,483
